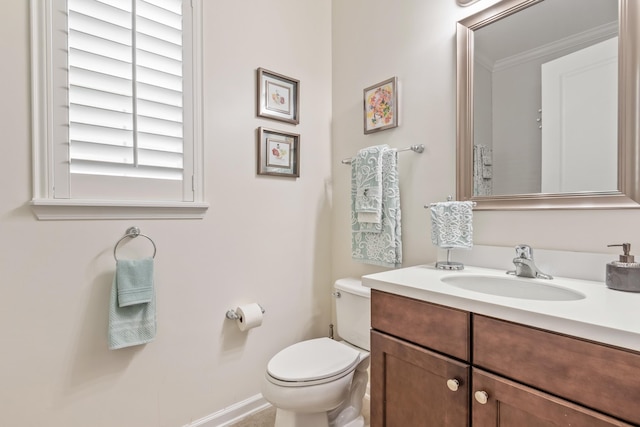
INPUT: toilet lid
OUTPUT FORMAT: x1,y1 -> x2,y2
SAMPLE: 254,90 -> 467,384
267,337 -> 361,383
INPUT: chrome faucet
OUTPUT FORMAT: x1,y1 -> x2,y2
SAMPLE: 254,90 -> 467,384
507,244 -> 553,279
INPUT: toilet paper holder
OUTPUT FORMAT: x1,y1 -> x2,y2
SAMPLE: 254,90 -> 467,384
226,304 -> 265,320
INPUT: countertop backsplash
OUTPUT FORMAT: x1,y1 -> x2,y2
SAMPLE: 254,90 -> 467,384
451,244 -> 613,282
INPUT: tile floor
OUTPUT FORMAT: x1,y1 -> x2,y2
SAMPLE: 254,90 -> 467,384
230,406 -> 276,427
231,398 -> 370,427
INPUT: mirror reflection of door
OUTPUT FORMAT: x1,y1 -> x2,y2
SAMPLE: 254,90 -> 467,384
540,37 -> 618,193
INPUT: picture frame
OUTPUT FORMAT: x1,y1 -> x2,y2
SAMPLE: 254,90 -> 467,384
257,127 -> 300,177
257,68 -> 300,124
363,76 -> 398,134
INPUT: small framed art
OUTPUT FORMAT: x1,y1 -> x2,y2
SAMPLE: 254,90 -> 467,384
257,68 -> 300,124
363,76 -> 398,134
257,127 -> 300,177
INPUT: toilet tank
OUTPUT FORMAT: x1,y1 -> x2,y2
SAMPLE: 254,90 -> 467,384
334,278 -> 371,351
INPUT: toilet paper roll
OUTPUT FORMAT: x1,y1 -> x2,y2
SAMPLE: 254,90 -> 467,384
235,303 -> 263,331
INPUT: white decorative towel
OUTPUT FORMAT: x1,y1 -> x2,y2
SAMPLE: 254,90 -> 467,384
354,145 -> 390,225
481,146 -> 492,165
351,148 -> 402,268
430,201 -> 473,249
473,145 -> 492,196
480,146 -> 493,178
108,258 -> 157,350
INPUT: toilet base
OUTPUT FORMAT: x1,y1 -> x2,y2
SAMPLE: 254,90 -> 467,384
263,341 -> 371,427
270,362 -> 369,427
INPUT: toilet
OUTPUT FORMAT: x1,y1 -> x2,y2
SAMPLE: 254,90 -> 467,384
261,278 -> 371,427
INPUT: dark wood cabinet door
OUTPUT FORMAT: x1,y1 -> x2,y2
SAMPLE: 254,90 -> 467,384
472,369 -> 635,427
371,330 -> 470,427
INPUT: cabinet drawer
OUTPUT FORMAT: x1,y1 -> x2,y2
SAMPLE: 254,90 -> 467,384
371,290 -> 470,361
474,315 -> 640,426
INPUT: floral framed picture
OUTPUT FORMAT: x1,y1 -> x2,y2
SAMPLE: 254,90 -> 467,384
257,68 -> 300,124
257,127 -> 300,177
363,76 -> 398,134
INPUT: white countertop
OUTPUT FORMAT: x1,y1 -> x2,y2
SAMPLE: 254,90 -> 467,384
362,264 -> 640,352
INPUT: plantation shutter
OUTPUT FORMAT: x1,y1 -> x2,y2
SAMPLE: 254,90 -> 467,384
66,0 -> 186,197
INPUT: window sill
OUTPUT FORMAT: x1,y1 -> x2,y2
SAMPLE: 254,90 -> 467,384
31,199 -> 209,220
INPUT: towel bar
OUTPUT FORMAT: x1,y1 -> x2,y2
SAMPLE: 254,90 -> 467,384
113,227 -> 157,261
341,144 -> 424,164
425,196 -> 477,209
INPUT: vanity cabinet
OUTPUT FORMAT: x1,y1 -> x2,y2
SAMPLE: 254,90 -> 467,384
371,290 -> 471,427
370,290 -> 639,427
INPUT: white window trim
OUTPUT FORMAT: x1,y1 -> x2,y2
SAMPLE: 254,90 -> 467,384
30,0 -> 208,220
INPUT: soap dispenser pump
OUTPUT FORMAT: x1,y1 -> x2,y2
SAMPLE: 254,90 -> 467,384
606,243 -> 640,292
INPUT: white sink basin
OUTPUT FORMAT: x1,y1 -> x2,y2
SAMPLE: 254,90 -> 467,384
441,275 -> 586,301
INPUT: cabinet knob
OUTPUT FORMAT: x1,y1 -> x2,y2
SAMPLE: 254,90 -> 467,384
446,379 -> 460,392
474,390 -> 489,404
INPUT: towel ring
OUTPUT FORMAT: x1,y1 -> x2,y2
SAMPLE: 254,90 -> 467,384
113,227 -> 157,261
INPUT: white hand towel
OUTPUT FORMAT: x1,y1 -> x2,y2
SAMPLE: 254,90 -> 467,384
354,145 -> 390,225
481,146 -> 492,165
430,201 -> 473,249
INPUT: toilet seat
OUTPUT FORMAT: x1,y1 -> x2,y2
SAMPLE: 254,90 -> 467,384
266,337 -> 361,387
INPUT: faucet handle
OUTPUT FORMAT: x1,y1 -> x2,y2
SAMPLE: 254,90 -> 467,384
515,244 -> 533,259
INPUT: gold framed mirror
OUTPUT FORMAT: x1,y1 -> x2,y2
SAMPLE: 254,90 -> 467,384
456,0 -> 640,210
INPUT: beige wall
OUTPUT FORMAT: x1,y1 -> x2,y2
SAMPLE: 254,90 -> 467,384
330,0 -> 640,281
4,0 -> 640,425
1,1 -> 331,426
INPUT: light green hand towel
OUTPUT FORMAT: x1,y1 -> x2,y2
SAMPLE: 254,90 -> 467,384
108,259 -> 156,350
116,258 -> 154,307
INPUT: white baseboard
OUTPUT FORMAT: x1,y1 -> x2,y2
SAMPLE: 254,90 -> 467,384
184,394 -> 271,427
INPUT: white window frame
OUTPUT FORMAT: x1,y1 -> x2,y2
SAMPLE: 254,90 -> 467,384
30,0 -> 208,220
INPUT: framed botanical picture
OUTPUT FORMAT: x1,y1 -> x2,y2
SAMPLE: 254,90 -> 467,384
257,68 -> 300,124
363,76 -> 398,134
257,127 -> 300,177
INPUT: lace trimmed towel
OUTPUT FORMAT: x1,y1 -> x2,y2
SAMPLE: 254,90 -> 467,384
473,144 -> 492,196
430,201 -> 473,249
480,145 -> 493,178
108,258 -> 156,350
351,148 -> 402,268
354,145 -> 390,226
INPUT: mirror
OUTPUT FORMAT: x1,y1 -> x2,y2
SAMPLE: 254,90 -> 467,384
456,0 -> 640,209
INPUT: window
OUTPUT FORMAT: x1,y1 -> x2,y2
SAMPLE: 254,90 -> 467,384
30,0 -> 207,219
